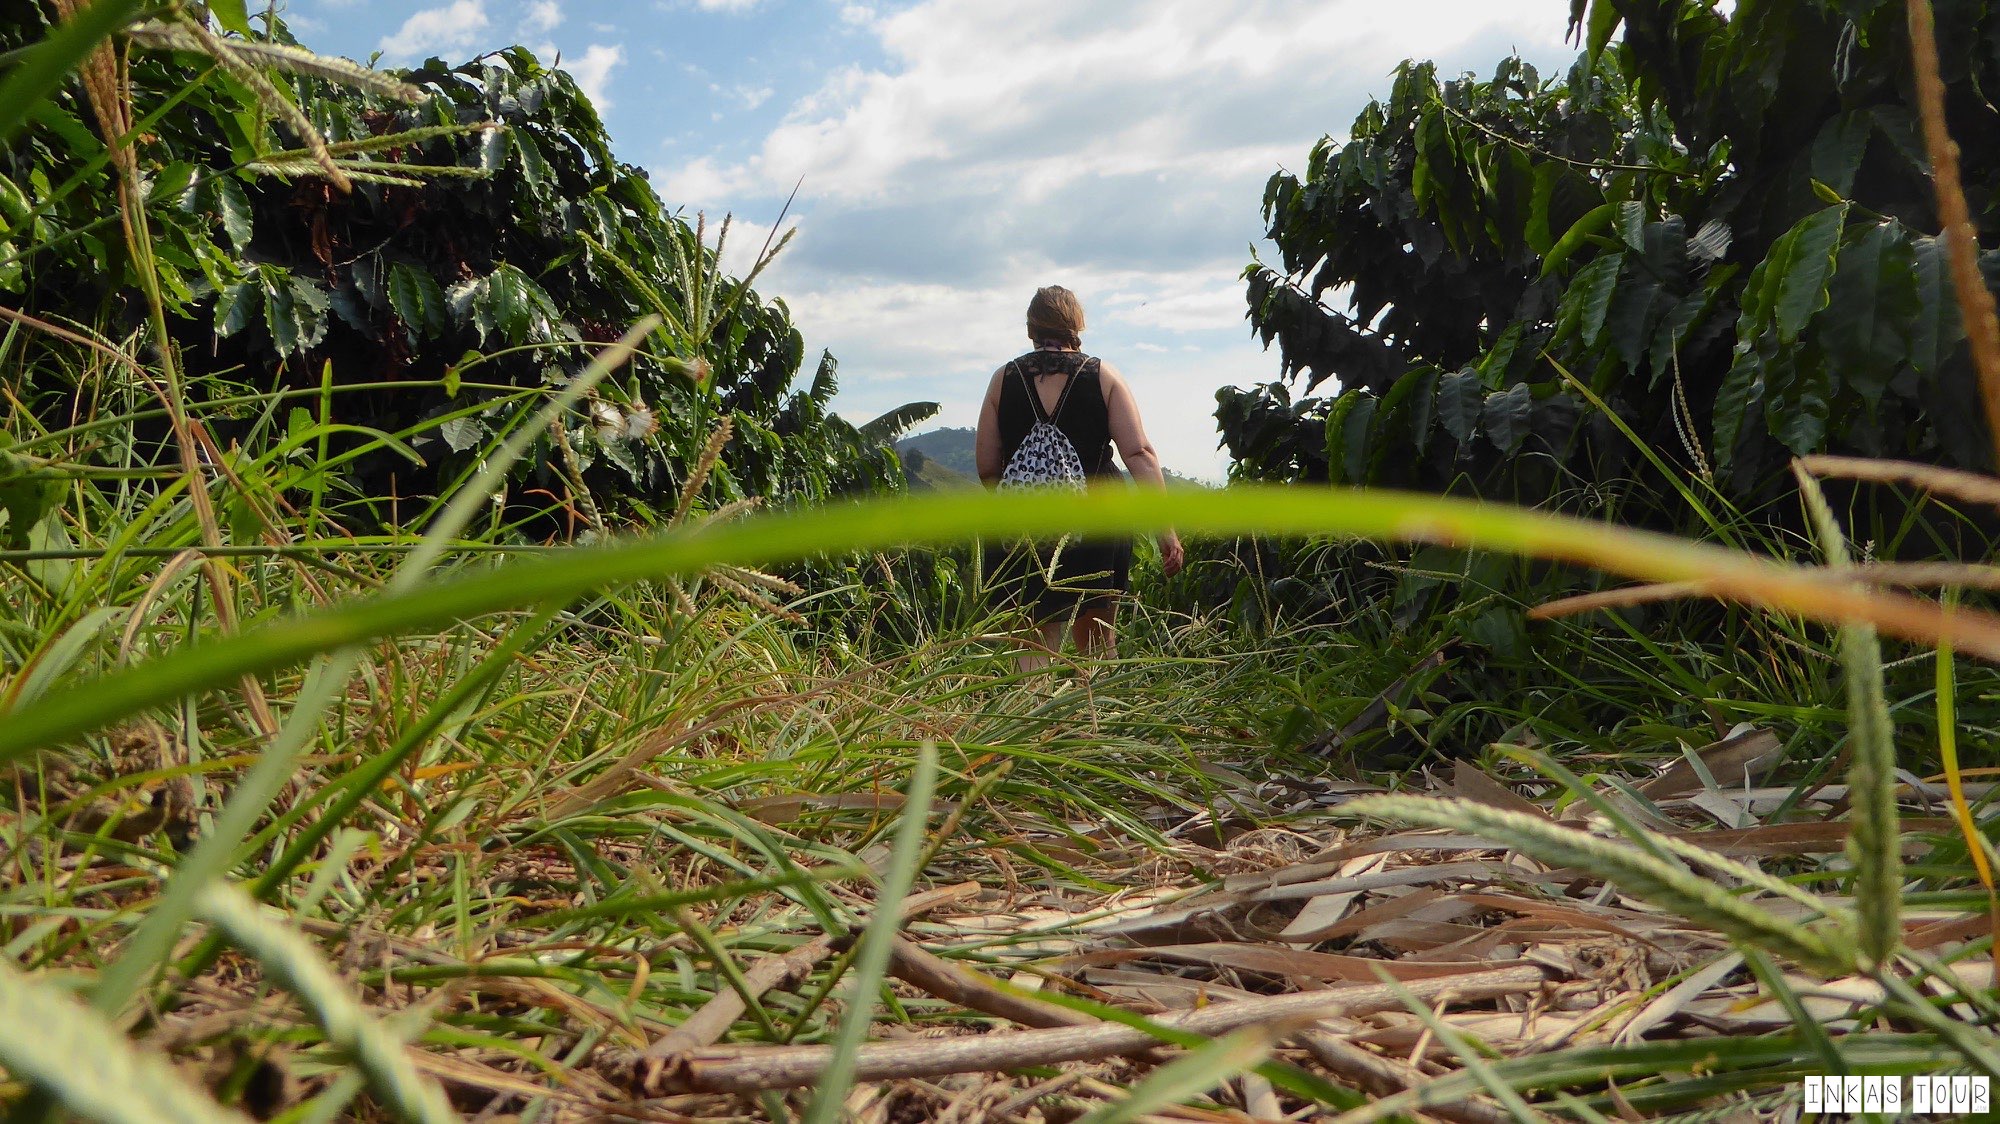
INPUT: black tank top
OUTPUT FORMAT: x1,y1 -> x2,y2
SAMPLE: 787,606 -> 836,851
996,350 -> 1119,478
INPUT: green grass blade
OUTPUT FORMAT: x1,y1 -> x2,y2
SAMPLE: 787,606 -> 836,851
0,953 -> 252,1124
86,325 -> 651,1014
1367,969 -> 1546,1124
1342,796 -> 1853,974
9,484 -> 2000,760
1795,464 -> 1902,967
800,741 -> 938,1124
195,882 -> 460,1124
1073,1025 -> 1283,1124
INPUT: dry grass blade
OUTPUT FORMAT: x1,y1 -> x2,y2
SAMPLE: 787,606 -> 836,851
1906,0 -> 2000,468
1528,581 -> 1707,621
124,22 -> 427,102
1799,455 -> 2000,512
1635,728 -> 1782,801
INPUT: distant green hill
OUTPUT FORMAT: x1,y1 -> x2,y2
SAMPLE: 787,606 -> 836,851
897,427 -> 978,476
896,426 -> 1208,489
895,427 -> 978,490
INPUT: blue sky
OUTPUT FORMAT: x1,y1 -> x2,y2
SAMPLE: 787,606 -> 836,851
284,0 -> 1577,478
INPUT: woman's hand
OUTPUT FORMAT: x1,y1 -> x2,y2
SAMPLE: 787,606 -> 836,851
1158,531 -> 1184,578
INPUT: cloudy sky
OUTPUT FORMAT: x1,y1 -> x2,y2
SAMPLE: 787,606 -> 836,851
285,0 -> 1577,478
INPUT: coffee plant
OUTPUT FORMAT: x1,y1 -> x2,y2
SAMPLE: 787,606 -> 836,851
1225,0 -> 2000,510
2,5 -> 933,536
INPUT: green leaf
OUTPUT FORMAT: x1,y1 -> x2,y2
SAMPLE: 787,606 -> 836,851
1342,392 -> 1379,483
1540,202 -> 1613,277
1436,369 -> 1483,447
440,416 -> 485,453
0,462 -> 63,550
1569,254 -> 1622,347
1322,390 -> 1361,484
7,480 -> 2000,765
1482,383 -> 1533,455
258,268 -> 331,356
1821,222 -> 1902,408
388,261 -> 446,339
1525,163 -> 1560,255
462,264 -> 557,343
197,883 -> 458,1124
1773,204 -> 1849,342
1616,200 -> 1645,252
859,401 -> 939,444
214,280 -> 259,338
1768,362 -> 1831,455
1585,0 -> 1622,62
1793,473 -> 1901,969
1908,234 -> 1957,375
207,0 -> 254,35
801,745 -> 939,1124
207,175 -> 253,252
1810,112 -> 1871,197
1712,351 -> 1766,479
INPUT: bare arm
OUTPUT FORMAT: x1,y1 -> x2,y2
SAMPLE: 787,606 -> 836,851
974,367 -> 1006,486
1099,361 -> 1183,576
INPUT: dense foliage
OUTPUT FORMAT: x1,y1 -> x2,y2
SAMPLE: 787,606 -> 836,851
1,7 -> 930,537
1224,0 -> 2000,509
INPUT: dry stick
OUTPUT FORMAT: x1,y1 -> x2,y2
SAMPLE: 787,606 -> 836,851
634,882 -> 981,1086
655,964 -> 1553,1095
1908,0 -> 2000,469
884,936 -> 1096,1031
1295,1031 -> 1509,1124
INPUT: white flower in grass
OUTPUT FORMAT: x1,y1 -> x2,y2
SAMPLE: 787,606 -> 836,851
623,405 -> 658,440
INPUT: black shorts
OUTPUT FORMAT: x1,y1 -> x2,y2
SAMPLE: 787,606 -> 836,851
987,534 -> 1133,622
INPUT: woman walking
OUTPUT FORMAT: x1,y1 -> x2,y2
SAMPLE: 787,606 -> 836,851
975,285 -> 1183,668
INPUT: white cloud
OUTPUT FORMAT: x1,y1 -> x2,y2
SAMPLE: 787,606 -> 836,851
377,0 -> 489,59
658,155 -> 750,209
671,0 -> 1574,476
568,43 -> 625,110
693,0 -> 762,10
521,0 -> 562,34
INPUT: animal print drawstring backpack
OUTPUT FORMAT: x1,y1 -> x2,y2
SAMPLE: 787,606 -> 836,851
998,357 -> 1092,494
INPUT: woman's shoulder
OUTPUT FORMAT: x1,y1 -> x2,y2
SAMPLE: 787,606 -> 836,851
1088,355 -> 1128,389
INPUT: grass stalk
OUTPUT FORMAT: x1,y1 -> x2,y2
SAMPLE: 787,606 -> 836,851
800,742 -> 939,1124
11,483 -> 2000,759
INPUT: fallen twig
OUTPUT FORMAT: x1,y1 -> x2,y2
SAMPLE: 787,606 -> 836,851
655,964 -> 1555,1094
886,936 -> 1097,1030
1297,1030 -> 1509,1124
631,881 -> 979,1091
